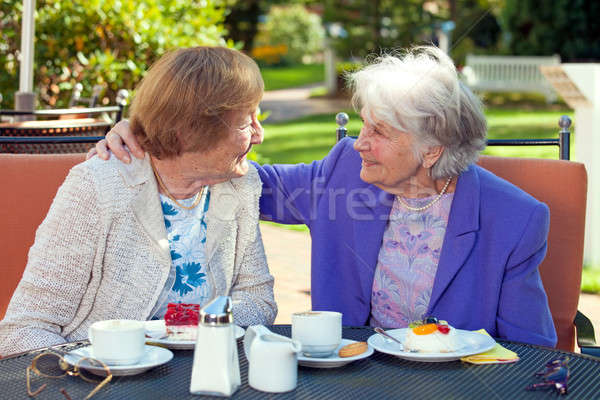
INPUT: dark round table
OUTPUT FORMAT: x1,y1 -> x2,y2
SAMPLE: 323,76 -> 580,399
1,326 -> 599,399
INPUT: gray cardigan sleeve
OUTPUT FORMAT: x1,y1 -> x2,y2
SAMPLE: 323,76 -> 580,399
0,166 -> 101,356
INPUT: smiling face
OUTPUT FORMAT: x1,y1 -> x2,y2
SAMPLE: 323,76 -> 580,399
205,108 -> 264,179
154,108 -> 264,197
184,108 -> 264,184
353,110 -> 426,194
353,109 -> 449,197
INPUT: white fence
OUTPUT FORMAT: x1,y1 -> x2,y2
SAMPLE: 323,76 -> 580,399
462,54 -> 561,103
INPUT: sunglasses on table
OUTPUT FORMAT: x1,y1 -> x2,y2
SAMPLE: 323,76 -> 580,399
26,350 -> 112,399
526,356 -> 570,395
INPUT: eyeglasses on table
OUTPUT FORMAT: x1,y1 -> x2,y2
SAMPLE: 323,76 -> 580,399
26,350 -> 112,400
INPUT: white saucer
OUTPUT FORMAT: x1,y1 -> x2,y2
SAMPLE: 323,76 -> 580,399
64,345 -> 173,376
144,320 -> 245,350
367,328 -> 496,362
297,339 -> 373,368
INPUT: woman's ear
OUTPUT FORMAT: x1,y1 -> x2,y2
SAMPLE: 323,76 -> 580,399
422,145 -> 445,168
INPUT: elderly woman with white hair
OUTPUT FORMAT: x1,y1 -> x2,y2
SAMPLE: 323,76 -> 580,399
95,46 -> 556,347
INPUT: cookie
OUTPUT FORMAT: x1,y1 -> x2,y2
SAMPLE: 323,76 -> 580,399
338,341 -> 368,358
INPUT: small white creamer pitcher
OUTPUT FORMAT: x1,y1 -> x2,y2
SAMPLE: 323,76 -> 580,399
244,325 -> 302,393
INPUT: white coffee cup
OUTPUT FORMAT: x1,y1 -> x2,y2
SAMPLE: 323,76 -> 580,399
88,319 -> 145,365
292,311 -> 342,358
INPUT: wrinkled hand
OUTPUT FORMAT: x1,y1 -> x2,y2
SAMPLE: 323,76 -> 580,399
86,120 -> 145,163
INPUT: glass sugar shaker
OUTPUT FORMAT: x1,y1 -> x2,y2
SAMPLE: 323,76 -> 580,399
190,296 -> 240,397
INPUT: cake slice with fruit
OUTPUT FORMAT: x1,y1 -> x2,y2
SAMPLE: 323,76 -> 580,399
403,317 -> 459,353
164,303 -> 200,341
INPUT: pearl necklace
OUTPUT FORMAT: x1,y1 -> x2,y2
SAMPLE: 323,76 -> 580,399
396,177 -> 453,212
150,158 -> 206,211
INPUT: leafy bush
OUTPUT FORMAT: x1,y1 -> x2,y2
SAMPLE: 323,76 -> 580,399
253,4 -> 324,66
335,61 -> 363,95
0,0 -> 230,109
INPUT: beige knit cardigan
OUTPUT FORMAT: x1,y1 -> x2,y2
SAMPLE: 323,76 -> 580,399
0,154 -> 276,356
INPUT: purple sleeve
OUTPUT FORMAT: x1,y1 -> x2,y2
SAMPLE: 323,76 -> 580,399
496,202 -> 557,347
252,138 -> 353,226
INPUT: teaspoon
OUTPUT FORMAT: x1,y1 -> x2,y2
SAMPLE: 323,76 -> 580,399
374,327 -> 404,349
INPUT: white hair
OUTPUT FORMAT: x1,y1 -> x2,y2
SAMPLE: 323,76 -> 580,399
348,46 -> 487,179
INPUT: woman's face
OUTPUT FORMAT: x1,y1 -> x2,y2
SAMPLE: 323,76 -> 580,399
210,108 -> 264,179
175,109 -> 264,189
353,110 -> 424,193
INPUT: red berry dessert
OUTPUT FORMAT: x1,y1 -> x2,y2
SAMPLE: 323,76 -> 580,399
164,303 -> 200,341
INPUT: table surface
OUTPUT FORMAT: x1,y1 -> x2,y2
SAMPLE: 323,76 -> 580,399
1,326 -> 599,399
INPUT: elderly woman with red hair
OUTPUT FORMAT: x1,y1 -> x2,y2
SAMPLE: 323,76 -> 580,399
0,47 -> 276,356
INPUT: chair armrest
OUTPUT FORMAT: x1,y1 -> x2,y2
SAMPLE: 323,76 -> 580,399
575,310 -> 600,357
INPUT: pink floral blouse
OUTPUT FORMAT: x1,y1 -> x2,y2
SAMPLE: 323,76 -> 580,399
370,193 -> 454,328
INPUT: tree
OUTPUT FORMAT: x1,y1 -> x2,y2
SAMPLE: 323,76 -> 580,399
321,0 -> 439,60
318,0 -> 503,63
0,0 -> 229,109
224,0 -> 261,52
445,0 -> 503,64
502,0 -> 600,60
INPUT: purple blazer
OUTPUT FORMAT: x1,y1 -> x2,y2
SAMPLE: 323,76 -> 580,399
254,138 -> 557,347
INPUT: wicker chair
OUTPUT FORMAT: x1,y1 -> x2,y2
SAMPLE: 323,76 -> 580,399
0,90 -> 128,154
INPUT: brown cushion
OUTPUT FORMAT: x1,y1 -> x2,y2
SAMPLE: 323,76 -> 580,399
0,153 -> 84,320
478,156 -> 587,351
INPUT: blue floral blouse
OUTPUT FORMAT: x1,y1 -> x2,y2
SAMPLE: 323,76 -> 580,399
150,189 -> 212,319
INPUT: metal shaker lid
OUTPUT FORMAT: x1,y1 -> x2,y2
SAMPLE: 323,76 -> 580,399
200,296 -> 233,325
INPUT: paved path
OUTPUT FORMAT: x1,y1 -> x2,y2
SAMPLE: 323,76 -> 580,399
260,84 -> 350,123
578,293 -> 600,343
260,223 -> 600,345
260,223 -> 311,323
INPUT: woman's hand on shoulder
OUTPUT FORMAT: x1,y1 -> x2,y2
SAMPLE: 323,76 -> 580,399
86,120 -> 145,163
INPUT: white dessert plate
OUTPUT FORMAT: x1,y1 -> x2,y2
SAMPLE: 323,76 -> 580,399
297,339 -> 374,368
367,328 -> 496,362
144,320 -> 245,350
64,345 -> 173,376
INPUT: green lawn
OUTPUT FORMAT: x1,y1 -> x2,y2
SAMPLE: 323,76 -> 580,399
261,64 -> 324,91
255,108 -> 575,164
482,108 -> 575,159
582,267 -> 600,293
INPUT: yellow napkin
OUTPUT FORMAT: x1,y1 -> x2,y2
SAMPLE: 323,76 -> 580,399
460,329 -> 519,364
